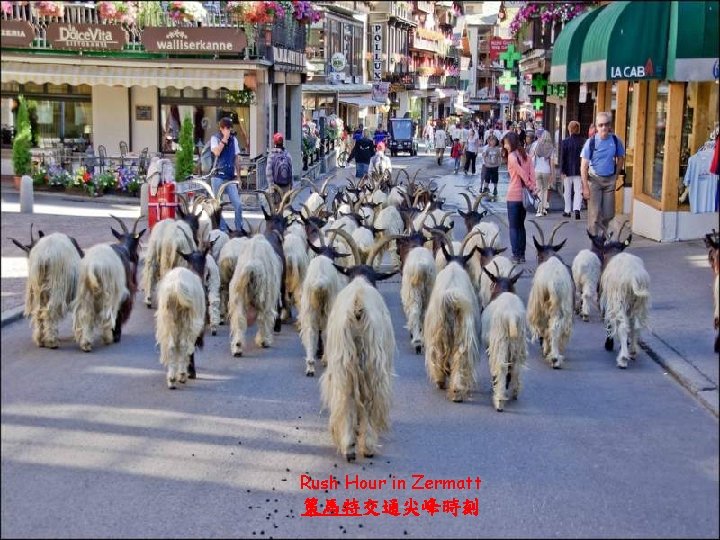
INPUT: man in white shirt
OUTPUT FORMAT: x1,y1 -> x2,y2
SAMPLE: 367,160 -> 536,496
434,123 -> 448,165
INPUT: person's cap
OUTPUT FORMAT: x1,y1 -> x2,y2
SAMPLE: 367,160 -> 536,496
273,132 -> 284,145
376,142 -> 386,152
219,117 -> 233,129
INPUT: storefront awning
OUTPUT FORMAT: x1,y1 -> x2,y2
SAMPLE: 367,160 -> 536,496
580,1 -> 670,82
667,1 -> 719,81
549,7 -> 604,83
303,84 -> 373,93
1,60 -> 245,89
337,96 -> 380,108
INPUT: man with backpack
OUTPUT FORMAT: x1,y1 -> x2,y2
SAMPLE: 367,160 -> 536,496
266,132 -> 294,206
580,111 -> 626,236
210,117 -> 243,232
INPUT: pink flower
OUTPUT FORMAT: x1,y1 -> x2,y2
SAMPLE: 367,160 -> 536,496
2,1 -> 14,16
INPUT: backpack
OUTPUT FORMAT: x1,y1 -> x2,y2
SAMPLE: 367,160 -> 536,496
588,134 -> 620,174
272,151 -> 293,187
199,141 -> 216,175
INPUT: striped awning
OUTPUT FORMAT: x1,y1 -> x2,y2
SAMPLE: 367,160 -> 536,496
1,60 -> 245,89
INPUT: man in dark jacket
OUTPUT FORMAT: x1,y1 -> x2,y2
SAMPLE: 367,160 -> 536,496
348,129 -> 375,178
560,120 -> 585,219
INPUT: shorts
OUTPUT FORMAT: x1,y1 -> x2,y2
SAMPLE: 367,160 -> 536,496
483,166 -> 499,184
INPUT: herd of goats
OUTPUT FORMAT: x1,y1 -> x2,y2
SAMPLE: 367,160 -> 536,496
10,169 -> 720,462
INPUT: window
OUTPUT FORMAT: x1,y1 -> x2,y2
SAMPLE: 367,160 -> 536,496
642,82 -> 667,200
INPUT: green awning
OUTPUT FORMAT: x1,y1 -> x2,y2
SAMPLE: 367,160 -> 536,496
667,1 -> 719,81
549,7 -> 604,83
580,1 -> 671,82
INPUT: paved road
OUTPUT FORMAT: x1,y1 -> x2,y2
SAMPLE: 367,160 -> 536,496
1,154 -> 718,538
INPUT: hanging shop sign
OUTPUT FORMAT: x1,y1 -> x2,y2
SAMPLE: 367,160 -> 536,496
142,27 -> 247,54
372,23 -> 383,82
488,38 -> 512,61
47,23 -> 126,51
1,21 -> 35,48
372,82 -> 390,103
331,52 -> 347,72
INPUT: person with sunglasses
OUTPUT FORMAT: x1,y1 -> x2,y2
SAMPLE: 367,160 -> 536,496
580,112 -> 625,236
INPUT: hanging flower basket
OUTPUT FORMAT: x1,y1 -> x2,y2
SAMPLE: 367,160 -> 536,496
226,86 -> 256,106
97,1 -> 138,25
32,1 -> 65,18
226,1 -> 287,25
166,1 -> 207,23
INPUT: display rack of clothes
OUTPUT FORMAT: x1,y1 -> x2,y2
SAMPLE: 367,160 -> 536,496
683,135 -> 719,213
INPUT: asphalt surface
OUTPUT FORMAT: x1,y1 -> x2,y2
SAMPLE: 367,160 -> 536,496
1,152 -> 718,538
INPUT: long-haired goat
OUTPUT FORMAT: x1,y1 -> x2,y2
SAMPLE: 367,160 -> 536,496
228,234 -> 283,356
600,248 -> 651,369
10,225 -> 84,348
299,227 -> 350,376
424,233 -> 482,402
319,231 -> 398,462
704,230 -> 719,353
526,221 -> 574,369
481,263 -> 526,412
282,230 -> 311,321
73,216 -> 145,352
155,238 -> 209,389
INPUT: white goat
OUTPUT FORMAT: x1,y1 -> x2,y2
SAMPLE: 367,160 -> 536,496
282,232 -> 310,321
228,235 -> 282,356
401,246 -> 437,354
155,267 -> 206,389
11,228 -> 82,349
600,252 -> 651,369
207,229 -> 229,262
374,205 -> 405,267
142,219 -> 196,307
572,249 -> 601,322
479,255 -> 513,309
526,222 -> 574,369
218,236 -> 251,322
204,253 -> 221,335
424,236 -> 482,402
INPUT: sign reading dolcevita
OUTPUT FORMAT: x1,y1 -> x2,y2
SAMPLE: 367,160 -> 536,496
47,23 -> 126,50
142,28 -> 247,54
1,21 -> 35,47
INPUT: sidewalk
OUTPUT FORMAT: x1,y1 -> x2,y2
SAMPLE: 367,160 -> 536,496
2,177 -> 718,416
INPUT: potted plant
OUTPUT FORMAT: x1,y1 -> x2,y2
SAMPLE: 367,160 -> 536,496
97,1 -> 138,24
31,164 -> 49,187
175,115 -> 194,182
95,170 -> 118,194
166,1 -> 207,23
12,96 -> 32,189
116,167 -> 140,195
291,1 -> 323,25
31,1 -> 66,18
47,164 -> 71,190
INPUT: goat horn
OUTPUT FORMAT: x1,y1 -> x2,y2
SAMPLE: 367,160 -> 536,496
301,203 -> 315,219
29,223 -> 35,244
460,193 -> 473,213
257,190 -> 276,216
216,180 -> 238,202
509,263 -> 523,280
109,214 -> 129,234
193,180 -> 214,198
178,225 -> 195,251
616,220 -> 630,243
527,220 -> 546,245
307,221 -> 326,248
460,229 -> 484,255
473,192 -> 483,212
132,214 -> 145,235
489,231 -> 500,249
368,234 -> 402,268
439,211 -> 454,227
548,221 -> 569,245
279,187 -> 300,214
329,227 -> 361,266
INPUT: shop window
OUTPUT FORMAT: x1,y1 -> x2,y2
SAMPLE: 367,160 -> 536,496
47,84 -> 69,95
307,27 -> 325,61
642,82 -> 668,200
160,103 -> 250,154
30,99 -> 92,150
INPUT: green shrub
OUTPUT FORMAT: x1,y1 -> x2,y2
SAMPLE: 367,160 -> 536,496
175,114 -> 194,182
12,96 -> 32,176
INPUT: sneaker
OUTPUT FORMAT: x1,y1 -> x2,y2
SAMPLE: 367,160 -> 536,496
535,210 -> 543,217
562,212 -> 571,218
575,210 -> 581,220
511,255 -> 526,264
493,189 -> 498,197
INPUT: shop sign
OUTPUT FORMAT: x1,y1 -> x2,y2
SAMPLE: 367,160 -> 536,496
47,23 -> 126,51
372,82 -> 390,103
610,58 -> 657,79
372,24 -> 383,82
489,38 -> 512,61
499,93 -> 510,104
1,21 -> 34,48
142,27 -> 247,54
330,52 -> 347,72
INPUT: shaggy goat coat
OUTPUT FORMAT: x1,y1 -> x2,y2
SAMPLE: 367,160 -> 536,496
527,256 -> 574,368
481,292 -> 528,411
424,262 -> 481,401
142,219 -> 196,306
218,236 -> 251,321
478,255 -> 513,309
600,252 -> 651,368
374,205 -> 404,267
283,232 -> 310,319
464,222 -> 501,291
572,249 -> 602,321
24,233 -> 82,348
320,277 -> 395,459
73,243 -> 128,351
228,235 -> 282,355
400,247 -> 437,352
155,267 -> 206,388
204,253 -> 221,334
299,255 -> 345,376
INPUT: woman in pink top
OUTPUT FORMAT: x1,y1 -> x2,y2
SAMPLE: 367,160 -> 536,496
503,131 -> 538,264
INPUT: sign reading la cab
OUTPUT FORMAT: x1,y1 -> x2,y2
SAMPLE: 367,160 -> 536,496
47,23 -> 126,51
142,27 -> 247,54
1,21 -> 35,47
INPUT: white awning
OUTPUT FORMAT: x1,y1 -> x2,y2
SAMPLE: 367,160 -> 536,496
454,105 -> 472,113
337,96 -> 381,108
303,83 -> 373,93
1,60 -> 245,89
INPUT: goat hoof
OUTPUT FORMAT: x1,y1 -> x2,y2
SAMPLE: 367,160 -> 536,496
305,370 -> 315,377
436,381 -> 446,390
363,453 -> 374,458
261,341 -> 270,348
617,357 -> 629,369
551,359 -> 562,369
581,314 -> 589,322
345,452 -> 356,463
188,370 -> 197,380
80,343 -> 92,353
415,345 -> 422,355
145,302 -> 152,309
211,330 -> 217,336
604,337 -> 614,351
233,351 -> 243,357
45,341 -> 59,349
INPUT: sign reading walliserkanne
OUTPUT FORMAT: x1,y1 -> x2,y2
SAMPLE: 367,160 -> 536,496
372,23 -> 383,82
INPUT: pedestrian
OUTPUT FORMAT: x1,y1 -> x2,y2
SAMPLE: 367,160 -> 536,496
348,128 -> 375,178
163,105 -> 181,152
265,132 -> 294,206
588,123 -> 596,138
560,120 -> 585,220
434,122 -> 448,166
210,117 -> 243,232
529,129 -> 555,217
423,119 -> 435,153
353,123 -> 364,142
464,128 -> 480,176
516,123 -> 526,147
374,123 -> 389,147
450,137 -> 463,174
481,134 -> 502,197
503,131 -> 538,265
526,129 -> 536,148
369,141 -> 392,178
581,112 -> 626,236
